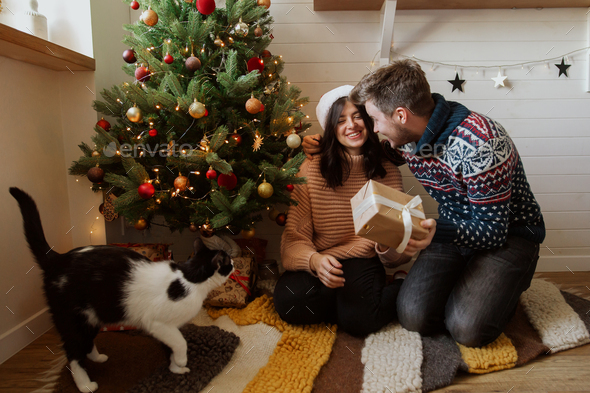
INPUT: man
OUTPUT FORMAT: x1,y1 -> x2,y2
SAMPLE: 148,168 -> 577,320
302,59 -> 545,347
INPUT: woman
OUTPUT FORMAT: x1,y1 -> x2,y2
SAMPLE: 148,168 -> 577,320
274,85 -> 410,336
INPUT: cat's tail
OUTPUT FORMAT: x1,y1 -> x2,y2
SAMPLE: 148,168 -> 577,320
9,187 -> 59,267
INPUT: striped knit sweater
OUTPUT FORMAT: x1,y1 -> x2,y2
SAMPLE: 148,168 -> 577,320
281,154 -> 408,273
399,93 -> 545,250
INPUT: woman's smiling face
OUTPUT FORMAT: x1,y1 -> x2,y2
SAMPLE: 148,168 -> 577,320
335,100 -> 368,156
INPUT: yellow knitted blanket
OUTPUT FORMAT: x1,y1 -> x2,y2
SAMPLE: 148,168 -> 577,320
457,333 -> 518,374
207,295 -> 337,393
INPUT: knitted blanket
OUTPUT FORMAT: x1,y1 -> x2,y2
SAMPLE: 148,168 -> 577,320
39,279 -> 589,392
45,325 -> 239,393
201,279 -> 590,393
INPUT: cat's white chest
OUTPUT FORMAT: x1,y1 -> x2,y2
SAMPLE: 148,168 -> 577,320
123,261 -> 206,328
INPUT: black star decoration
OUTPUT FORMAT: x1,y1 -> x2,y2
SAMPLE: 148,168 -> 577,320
448,73 -> 465,92
555,57 -> 571,78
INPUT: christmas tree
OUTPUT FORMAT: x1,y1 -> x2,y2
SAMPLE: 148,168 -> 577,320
69,0 -> 311,236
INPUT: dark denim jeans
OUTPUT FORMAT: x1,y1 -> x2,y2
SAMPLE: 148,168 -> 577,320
397,235 -> 540,347
273,257 -> 402,337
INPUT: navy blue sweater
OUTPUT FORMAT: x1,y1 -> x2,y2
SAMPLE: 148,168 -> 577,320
400,93 -> 545,249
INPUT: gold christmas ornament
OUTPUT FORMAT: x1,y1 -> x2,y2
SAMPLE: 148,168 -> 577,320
173,175 -> 190,191
254,26 -> 263,37
134,218 -> 148,230
246,96 -> 262,114
200,220 -> 215,237
241,228 -> 256,239
189,100 -> 207,118
227,36 -> 234,44
189,223 -> 198,232
126,106 -> 143,123
286,133 -> 302,149
141,8 -> 159,26
257,0 -> 271,9
214,36 -> 224,47
257,180 -> 274,198
234,18 -> 249,37
92,151 -> 100,157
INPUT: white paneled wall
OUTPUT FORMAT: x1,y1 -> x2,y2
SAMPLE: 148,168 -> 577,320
257,1 -> 383,264
260,3 -> 590,271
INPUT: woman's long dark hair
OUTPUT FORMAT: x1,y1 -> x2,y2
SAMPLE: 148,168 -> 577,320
319,97 -> 387,189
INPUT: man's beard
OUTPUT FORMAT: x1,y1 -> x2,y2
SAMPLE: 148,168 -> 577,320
388,124 -> 415,148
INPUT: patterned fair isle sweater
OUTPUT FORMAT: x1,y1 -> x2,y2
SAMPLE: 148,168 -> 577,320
281,155 -> 409,273
399,93 -> 545,250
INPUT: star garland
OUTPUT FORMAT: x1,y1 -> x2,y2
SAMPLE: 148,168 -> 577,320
555,58 -> 571,78
448,73 -> 465,92
392,47 -> 587,92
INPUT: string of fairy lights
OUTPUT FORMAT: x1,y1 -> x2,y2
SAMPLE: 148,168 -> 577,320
386,46 -> 590,91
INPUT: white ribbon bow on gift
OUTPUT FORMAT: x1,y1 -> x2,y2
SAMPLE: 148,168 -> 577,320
395,195 -> 424,253
352,194 -> 425,253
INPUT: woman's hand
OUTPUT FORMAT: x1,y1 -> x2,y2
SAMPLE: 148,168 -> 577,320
310,253 -> 345,288
302,134 -> 322,160
402,219 -> 437,257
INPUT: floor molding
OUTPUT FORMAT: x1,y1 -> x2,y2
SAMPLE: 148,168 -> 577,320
0,308 -> 53,365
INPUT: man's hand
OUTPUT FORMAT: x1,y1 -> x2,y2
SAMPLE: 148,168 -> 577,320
310,253 -> 344,288
402,219 -> 437,257
302,134 -> 322,160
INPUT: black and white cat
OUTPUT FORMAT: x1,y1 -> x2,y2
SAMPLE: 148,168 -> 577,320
9,187 -> 234,392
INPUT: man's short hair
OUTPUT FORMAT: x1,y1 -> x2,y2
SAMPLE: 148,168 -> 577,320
350,59 -> 434,117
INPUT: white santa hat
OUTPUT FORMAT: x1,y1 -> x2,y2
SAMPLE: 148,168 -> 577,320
315,85 -> 355,131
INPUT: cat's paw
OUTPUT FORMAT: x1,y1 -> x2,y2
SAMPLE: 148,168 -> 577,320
171,352 -> 187,367
76,381 -> 98,392
86,348 -> 108,363
169,362 -> 190,374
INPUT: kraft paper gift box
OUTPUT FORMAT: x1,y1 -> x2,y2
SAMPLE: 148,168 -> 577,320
350,180 -> 429,252
109,243 -> 172,261
204,256 -> 256,308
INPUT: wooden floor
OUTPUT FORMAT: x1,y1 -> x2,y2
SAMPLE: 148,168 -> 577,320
0,272 -> 589,393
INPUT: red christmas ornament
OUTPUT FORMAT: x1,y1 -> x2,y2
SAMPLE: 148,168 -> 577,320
286,184 -> 294,192
204,109 -> 209,117
138,183 -> 155,199
217,173 -> 237,190
259,103 -> 265,112
276,213 -> 287,226
148,129 -> 158,137
196,0 -> 216,15
123,49 -> 136,64
130,0 -> 140,10
135,66 -> 150,82
96,118 -> 111,132
206,168 -> 217,179
261,50 -> 272,59
231,133 -> 242,145
247,57 -> 264,74
164,54 -> 174,64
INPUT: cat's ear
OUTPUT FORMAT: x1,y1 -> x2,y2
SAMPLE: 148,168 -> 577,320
193,237 -> 205,255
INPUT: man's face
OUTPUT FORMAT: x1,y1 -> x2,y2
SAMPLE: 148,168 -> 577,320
365,100 -> 415,148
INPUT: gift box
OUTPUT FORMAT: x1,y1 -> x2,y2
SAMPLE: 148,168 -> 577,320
204,256 -> 256,308
350,180 -> 429,252
110,243 -> 172,262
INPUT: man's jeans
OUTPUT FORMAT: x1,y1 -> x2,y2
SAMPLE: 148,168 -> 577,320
397,235 -> 540,347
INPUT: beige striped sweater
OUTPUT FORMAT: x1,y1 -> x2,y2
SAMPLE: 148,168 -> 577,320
281,154 -> 409,273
